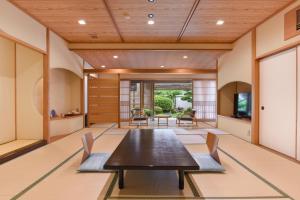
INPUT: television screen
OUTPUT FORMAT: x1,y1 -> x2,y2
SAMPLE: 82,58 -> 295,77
234,93 -> 251,118
238,93 -> 249,113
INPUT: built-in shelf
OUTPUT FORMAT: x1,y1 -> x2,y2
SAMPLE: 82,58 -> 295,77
218,115 -> 251,124
50,114 -> 83,121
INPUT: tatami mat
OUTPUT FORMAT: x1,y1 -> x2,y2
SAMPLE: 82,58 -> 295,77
107,170 -> 196,199
186,145 -> 284,199
0,125 -> 115,199
0,140 -> 39,156
0,126 -> 299,200
19,133 -> 127,200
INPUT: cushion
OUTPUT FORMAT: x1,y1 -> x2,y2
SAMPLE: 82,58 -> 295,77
191,153 -> 225,172
78,153 -> 112,172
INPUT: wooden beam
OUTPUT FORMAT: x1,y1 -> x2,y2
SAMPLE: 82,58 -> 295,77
83,68 -> 217,74
251,29 -> 259,145
69,43 -> 233,50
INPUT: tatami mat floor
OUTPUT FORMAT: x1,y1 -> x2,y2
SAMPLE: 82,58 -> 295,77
0,140 -> 39,157
0,124 -> 299,200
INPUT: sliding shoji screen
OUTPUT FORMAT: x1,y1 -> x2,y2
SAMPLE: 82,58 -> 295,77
120,80 -> 130,122
88,74 -> 119,125
193,80 -> 217,121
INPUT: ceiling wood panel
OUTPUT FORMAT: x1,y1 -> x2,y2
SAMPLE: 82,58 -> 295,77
75,50 -> 226,69
9,0 -> 121,42
9,0 -> 294,43
181,0 -> 293,42
106,0 -> 195,42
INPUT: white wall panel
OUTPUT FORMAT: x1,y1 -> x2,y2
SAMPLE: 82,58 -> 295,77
260,48 -> 297,158
0,1 -> 46,52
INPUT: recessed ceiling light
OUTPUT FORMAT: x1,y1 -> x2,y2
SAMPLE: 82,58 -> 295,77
148,13 -> 154,18
183,55 -> 188,59
148,20 -> 155,25
216,20 -> 224,25
78,19 -> 86,25
148,0 -> 155,2
160,65 -> 165,68
113,55 -> 118,59
101,65 -> 106,68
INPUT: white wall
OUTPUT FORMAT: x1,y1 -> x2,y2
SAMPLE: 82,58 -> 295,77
218,115 -> 252,142
49,31 -> 83,78
49,116 -> 83,137
49,68 -> 81,115
0,1 -> 46,52
0,36 -> 15,144
218,32 -> 252,89
256,0 -> 300,58
217,32 -> 253,141
16,44 -> 43,140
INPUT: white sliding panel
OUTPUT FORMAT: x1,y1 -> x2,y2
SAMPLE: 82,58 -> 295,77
260,48 -> 297,158
297,46 -> 300,161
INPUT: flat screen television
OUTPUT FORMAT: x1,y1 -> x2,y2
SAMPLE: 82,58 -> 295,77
234,92 -> 251,118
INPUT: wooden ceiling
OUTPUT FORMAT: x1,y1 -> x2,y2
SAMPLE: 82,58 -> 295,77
10,0 -> 293,43
74,50 -> 225,69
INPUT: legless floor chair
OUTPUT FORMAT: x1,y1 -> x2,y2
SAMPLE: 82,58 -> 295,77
191,133 -> 225,172
78,133 -> 112,172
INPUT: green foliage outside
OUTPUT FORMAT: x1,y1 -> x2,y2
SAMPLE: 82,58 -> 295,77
154,106 -> 163,114
154,96 -> 173,112
181,91 -> 192,103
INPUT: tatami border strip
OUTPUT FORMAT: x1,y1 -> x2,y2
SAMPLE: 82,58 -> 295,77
11,124 -> 117,200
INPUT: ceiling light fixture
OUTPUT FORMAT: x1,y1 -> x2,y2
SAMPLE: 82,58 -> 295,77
78,19 -> 86,25
101,65 -> 106,68
216,20 -> 224,25
183,55 -> 188,59
148,0 -> 155,3
160,65 -> 165,68
113,55 -> 118,59
148,20 -> 155,25
147,13 -> 155,25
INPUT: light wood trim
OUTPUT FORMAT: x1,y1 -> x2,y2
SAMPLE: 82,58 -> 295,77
296,46 -> 298,159
69,43 -> 233,50
0,30 -> 46,55
84,68 -> 217,74
251,29 -> 259,145
14,42 -> 17,140
233,0 -> 297,43
118,73 -> 121,128
50,114 -> 83,121
284,5 -> 300,40
257,38 -> 300,59
43,28 -> 50,142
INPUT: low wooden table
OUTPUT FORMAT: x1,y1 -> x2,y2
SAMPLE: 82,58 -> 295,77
155,114 -> 171,126
104,129 -> 199,189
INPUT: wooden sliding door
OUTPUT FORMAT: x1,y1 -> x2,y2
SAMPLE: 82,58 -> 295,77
88,74 -> 119,125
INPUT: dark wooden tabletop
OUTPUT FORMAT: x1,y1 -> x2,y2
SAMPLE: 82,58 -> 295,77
104,129 -> 199,170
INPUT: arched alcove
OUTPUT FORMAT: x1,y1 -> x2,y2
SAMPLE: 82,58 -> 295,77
49,68 -> 82,117
218,81 -> 252,119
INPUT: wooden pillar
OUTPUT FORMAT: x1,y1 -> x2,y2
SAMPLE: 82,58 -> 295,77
118,74 -> 121,128
43,28 -> 50,142
251,29 -> 259,145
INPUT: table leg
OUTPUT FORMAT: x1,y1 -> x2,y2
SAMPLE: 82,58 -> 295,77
178,170 -> 184,190
118,169 -> 124,189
